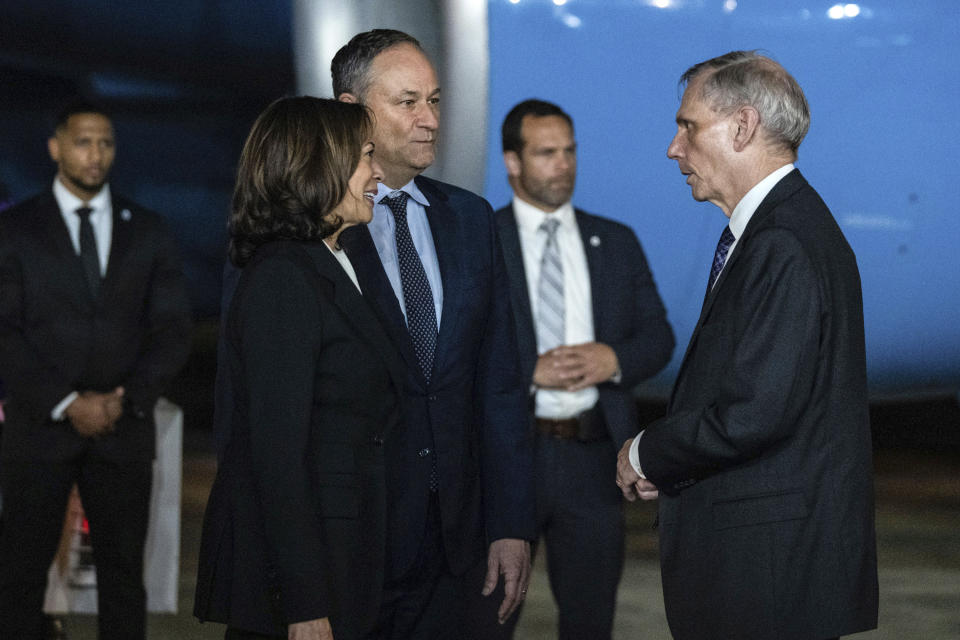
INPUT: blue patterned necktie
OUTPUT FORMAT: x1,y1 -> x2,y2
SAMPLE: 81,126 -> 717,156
707,226 -> 736,293
537,217 -> 564,352
383,191 -> 438,383
75,206 -> 101,297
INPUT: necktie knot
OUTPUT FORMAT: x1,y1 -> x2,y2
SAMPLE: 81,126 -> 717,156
539,217 -> 561,240
75,206 -> 93,220
383,192 -> 409,222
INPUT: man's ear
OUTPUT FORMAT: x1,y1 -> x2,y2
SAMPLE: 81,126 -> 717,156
338,92 -> 359,104
503,151 -> 521,178
48,136 -> 60,163
732,106 -> 761,152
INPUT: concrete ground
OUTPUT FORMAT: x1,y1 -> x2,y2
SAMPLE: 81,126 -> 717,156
58,416 -> 960,639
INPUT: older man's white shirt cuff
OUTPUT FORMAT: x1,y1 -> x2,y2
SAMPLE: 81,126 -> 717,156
52,391 -> 79,421
629,430 -> 646,479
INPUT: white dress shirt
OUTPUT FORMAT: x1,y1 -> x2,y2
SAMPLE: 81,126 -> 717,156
53,177 -> 113,276
325,241 -> 361,293
629,163 -> 795,476
512,196 -> 599,419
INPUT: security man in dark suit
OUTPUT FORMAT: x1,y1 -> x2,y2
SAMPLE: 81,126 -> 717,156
494,99 -> 674,639
617,51 -> 878,640
0,99 -> 192,639
333,29 -> 536,638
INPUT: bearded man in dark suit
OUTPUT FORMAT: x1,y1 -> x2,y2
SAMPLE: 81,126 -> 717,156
0,100 -> 192,639
616,51 -> 878,640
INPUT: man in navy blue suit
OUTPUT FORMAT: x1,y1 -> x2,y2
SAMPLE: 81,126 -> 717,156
617,51 -> 877,640
333,30 -> 536,639
494,99 -> 674,639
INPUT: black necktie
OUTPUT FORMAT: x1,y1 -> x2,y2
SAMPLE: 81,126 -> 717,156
75,206 -> 101,297
382,192 -> 438,383
707,226 -> 736,293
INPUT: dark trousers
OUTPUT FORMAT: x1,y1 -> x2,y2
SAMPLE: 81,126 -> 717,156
491,433 -> 625,640
367,494 -> 498,640
0,452 -> 153,640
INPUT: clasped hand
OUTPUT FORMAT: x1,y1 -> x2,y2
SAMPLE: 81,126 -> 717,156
533,342 -> 618,392
616,437 -> 659,502
65,387 -> 124,438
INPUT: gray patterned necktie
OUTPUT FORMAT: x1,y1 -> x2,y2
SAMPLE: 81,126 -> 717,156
74,206 -> 101,297
383,191 -> 438,383
537,217 -> 564,352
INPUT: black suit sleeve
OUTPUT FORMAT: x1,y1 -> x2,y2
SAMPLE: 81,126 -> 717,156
236,255 -> 331,623
639,229 -> 820,489
121,219 -> 193,416
0,219 -> 75,419
608,230 -> 674,388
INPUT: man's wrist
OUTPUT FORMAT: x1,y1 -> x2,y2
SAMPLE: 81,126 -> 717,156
629,431 -> 646,479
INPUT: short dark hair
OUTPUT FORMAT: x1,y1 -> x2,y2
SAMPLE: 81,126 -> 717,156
54,98 -> 111,133
501,99 -> 574,154
331,29 -> 423,100
228,96 -> 372,267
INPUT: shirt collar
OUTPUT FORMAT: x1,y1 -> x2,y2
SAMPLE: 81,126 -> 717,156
512,195 -> 575,235
53,177 -> 111,217
728,163 -> 794,240
375,178 -> 429,208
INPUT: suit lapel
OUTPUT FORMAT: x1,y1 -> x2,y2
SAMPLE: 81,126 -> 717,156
670,169 -> 809,409
302,243 -> 407,409
420,182 -> 461,380
101,197 -> 133,298
497,206 -> 538,372
574,210 -> 605,339
339,224 -> 424,383
39,192 -> 95,308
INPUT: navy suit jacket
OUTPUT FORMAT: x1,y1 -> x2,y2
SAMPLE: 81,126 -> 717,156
495,205 -> 674,446
339,176 -> 536,579
638,170 -> 878,639
0,189 -> 192,463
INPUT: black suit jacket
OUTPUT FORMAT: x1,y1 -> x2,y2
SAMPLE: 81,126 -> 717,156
339,176 -> 536,580
495,205 -> 674,445
194,241 -> 406,638
638,170 -> 878,639
0,189 -> 192,463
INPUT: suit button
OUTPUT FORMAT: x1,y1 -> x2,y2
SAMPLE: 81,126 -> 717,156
428,395 -> 437,401
418,448 -> 432,457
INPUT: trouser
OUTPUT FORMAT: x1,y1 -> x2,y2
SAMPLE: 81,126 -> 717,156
487,432 -> 625,640
0,453 -> 152,640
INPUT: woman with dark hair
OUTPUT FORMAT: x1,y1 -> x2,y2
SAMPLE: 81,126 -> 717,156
195,96 -> 403,640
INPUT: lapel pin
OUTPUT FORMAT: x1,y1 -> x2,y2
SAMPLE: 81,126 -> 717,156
121,209 -> 132,221
590,235 -> 601,247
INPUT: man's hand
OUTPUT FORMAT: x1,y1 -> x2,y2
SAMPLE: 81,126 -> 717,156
288,618 -> 333,640
533,342 -> 619,392
481,538 -> 531,624
65,387 -> 124,437
617,438 -> 659,502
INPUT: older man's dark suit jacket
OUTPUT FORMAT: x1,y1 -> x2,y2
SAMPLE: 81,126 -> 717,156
495,205 -> 675,445
637,170 -> 878,639
0,189 -> 192,464
339,176 -> 536,581
194,241 -> 406,638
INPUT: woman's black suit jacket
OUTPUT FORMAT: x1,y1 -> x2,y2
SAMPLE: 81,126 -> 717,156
195,240 -> 405,638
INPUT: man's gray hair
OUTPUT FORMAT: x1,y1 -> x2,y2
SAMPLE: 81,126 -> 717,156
331,29 -> 423,101
681,50 -> 810,154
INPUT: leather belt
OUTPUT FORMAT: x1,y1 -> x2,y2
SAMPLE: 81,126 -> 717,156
535,417 -> 580,440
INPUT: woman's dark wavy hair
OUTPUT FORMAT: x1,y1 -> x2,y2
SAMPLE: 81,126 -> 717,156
228,96 -> 372,266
